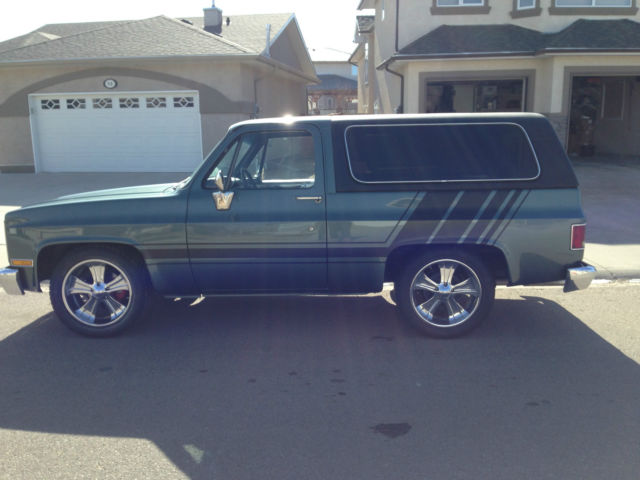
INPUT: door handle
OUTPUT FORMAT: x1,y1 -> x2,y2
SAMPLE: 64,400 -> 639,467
296,196 -> 323,204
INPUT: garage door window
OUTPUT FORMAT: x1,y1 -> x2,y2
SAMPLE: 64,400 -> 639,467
93,98 -> 113,109
40,99 -> 60,110
119,98 -> 140,109
174,96 -> 195,108
66,98 -> 86,110
146,97 -> 167,108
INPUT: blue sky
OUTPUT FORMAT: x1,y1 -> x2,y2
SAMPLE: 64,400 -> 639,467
0,0 -> 368,54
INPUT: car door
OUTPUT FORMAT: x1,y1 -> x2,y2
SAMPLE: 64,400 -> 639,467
186,124 -> 327,293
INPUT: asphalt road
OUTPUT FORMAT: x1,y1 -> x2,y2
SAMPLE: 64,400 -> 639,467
0,285 -> 639,480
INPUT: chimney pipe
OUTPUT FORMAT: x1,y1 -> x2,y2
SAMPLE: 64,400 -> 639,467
204,1 -> 223,35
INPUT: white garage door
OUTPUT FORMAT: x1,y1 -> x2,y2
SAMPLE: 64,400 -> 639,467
29,91 -> 203,172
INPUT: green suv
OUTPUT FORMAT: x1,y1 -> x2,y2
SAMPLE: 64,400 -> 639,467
1,113 -> 595,337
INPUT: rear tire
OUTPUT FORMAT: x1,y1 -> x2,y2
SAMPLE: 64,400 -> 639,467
49,247 -> 148,337
396,249 -> 495,338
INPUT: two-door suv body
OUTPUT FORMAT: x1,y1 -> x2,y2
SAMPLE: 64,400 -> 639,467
1,113 -> 595,337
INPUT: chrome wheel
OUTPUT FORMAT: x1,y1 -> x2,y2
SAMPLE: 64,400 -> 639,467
62,259 -> 132,327
410,258 -> 482,328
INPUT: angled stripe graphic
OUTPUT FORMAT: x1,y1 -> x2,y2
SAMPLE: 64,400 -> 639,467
385,192 -> 426,246
427,190 -> 464,244
476,190 -> 515,244
491,189 -> 531,245
464,189 -> 511,242
479,190 -> 522,244
458,190 -> 496,244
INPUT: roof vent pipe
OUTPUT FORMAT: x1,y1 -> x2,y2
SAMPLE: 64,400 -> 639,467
265,24 -> 271,57
204,1 -> 223,35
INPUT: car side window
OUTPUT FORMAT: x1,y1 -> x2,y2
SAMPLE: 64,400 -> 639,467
206,131 -> 315,190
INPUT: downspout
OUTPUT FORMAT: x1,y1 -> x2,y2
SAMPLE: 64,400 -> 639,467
385,64 -> 404,114
395,0 -> 399,53
387,0 -> 404,113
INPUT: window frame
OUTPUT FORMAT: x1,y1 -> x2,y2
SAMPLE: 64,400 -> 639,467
204,129 -> 317,191
431,0 -> 491,14
511,0 -> 541,18
550,0 -> 637,14
343,122 -> 541,185
556,0 -> 631,6
436,0 -> 485,6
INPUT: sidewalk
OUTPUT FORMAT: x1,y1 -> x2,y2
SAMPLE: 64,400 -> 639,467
571,156 -> 640,280
1,160 -> 639,280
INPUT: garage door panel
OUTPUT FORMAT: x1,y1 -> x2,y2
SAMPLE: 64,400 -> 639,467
30,92 -> 204,172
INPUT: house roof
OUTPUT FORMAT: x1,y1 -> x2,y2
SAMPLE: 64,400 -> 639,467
0,13 -> 297,63
391,19 -> 640,63
545,19 -> 640,51
181,13 -> 292,54
307,74 -> 357,93
399,24 -> 542,57
357,15 -> 375,34
0,16 -> 253,63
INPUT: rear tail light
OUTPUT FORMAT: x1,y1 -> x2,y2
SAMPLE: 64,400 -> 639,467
571,224 -> 586,250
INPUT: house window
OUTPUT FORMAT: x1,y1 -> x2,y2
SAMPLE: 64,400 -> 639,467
426,79 -> 526,114
518,0 -> 535,8
432,0 -> 490,14
555,0 -> 631,6
437,0 -> 484,5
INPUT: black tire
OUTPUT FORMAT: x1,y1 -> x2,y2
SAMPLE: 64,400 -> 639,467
396,249 -> 495,338
49,247 -> 148,337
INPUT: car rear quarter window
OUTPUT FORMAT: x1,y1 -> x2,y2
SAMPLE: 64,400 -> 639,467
344,123 -> 540,183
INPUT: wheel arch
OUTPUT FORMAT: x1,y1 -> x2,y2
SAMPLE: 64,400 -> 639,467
384,243 -> 510,285
36,241 -> 147,286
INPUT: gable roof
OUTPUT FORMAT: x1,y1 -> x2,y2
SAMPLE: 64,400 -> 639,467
181,13 -> 293,54
0,16 -> 251,63
389,19 -> 640,63
307,74 -> 357,93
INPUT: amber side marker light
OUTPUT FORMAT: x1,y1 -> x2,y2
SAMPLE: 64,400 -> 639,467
571,224 -> 586,250
10,259 -> 33,267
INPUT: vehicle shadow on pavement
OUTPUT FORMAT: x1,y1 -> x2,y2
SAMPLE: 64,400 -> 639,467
0,294 -> 638,479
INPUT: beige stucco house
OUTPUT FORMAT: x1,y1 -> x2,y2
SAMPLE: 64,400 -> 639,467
0,4 -> 317,172
353,0 -> 640,156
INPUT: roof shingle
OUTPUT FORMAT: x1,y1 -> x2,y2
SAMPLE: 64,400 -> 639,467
396,19 -> 640,59
0,16 -> 251,63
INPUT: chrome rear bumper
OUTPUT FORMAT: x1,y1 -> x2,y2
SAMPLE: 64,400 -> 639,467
0,268 -> 24,295
564,263 -> 596,293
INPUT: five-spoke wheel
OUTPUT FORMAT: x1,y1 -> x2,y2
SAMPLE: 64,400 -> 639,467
396,250 -> 494,338
50,248 -> 148,336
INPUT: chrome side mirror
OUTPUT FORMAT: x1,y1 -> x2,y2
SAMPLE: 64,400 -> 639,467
212,171 -> 234,210
214,170 -> 225,192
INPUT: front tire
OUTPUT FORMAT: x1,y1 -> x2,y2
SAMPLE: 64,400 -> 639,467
50,247 -> 148,337
396,250 -> 495,338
